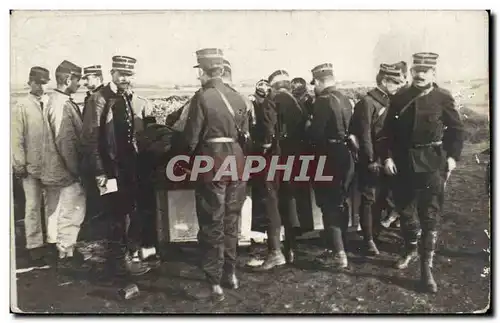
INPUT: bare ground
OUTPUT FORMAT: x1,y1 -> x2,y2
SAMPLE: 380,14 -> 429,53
12,143 -> 491,314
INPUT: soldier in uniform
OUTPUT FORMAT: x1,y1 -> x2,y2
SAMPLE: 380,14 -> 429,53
12,66 -> 50,266
349,63 -> 405,255
183,48 -> 249,301
291,77 -> 315,122
82,55 -> 154,276
247,79 -> 276,243
79,65 -> 104,241
256,70 -> 307,270
82,65 -> 104,118
41,60 -> 87,268
382,52 -> 465,293
307,63 -> 354,268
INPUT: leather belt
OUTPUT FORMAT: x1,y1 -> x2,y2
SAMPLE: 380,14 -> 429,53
413,141 -> 443,148
206,137 -> 236,143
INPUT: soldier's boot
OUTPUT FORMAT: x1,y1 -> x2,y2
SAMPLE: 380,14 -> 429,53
125,251 -> 151,276
257,229 -> 286,271
365,239 -> 380,256
222,272 -> 239,290
194,284 -> 225,302
284,227 -> 298,264
394,229 -> 420,269
222,264 -> 239,290
420,231 -> 438,293
329,226 -> 349,269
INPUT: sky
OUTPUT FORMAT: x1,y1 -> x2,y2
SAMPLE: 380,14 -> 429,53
10,10 -> 489,88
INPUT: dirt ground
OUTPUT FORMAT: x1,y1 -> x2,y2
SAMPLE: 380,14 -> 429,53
11,143 -> 491,314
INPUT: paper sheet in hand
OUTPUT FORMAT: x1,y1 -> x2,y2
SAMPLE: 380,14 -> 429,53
99,178 -> 118,196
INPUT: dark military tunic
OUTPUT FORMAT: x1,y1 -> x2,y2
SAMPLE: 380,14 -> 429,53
349,87 -> 395,240
382,84 -> 465,238
183,78 -> 248,285
307,86 -> 354,230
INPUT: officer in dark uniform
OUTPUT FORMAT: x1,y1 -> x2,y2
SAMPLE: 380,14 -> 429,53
82,55 -> 153,276
382,52 -> 465,293
79,65 -> 104,241
255,70 -> 307,269
307,63 -> 354,268
349,63 -> 405,255
247,79 -> 277,244
183,48 -> 249,301
82,65 -> 104,118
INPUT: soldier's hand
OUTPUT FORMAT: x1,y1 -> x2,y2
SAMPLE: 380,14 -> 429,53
446,157 -> 457,173
384,158 -> 397,176
13,166 -> 28,179
305,119 -> 312,129
368,161 -> 380,173
95,175 -> 108,187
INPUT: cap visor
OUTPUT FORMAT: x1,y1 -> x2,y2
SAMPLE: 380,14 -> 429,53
193,64 -> 200,68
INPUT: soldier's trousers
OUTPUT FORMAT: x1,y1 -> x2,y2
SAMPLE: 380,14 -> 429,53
195,180 -> 247,285
22,175 -> 49,249
393,170 -> 444,247
358,166 -> 394,241
45,182 -> 86,255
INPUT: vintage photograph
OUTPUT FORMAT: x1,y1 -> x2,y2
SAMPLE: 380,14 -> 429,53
10,10 -> 490,313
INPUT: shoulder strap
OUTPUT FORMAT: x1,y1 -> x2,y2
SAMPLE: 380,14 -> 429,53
280,89 -> 303,113
215,88 -> 242,132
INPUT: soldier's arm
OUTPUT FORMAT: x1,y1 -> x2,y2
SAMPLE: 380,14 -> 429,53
183,93 -> 205,154
56,102 -> 81,179
380,103 -> 397,161
81,94 -> 106,176
442,94 -> 465,161
351,99 -> 374,162
11,102 -> 26,174
307,96 -> 329,144
261,98 -> 277,149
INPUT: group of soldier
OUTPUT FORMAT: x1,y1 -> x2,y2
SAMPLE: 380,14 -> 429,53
12,47 -> 465,302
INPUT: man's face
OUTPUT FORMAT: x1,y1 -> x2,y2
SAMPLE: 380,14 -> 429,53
111,70 -> 133,91
195,67 -> 210,86
256,81 -> 270,95
291,81 -> 305,94
313,79 -> 324,95
28,80 -> 47,97
83,74 -> 102,91
382,78 -> 402,95
66,75 -> 82,94
411,66 -> 435,88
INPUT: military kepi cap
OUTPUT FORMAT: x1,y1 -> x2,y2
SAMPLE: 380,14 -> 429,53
29,66 -> 50,84
194,48 -> 224,70
310,63 -> 334,85
412,52 -> 439,68
112,56 -> 137,75
223,59 -> 231,73
55,60 -> 82,78
82,65 -> 103,78
268,70 -> 289,85
379,63 -> 404,84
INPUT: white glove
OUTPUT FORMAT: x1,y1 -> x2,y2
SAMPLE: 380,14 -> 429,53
447,157 -> 457,172
384,158 -> 397,176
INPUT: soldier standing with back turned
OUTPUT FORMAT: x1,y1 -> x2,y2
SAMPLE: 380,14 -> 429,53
183,48 -> 249,301
307,63 -> 354,268
382,52 -> 465,293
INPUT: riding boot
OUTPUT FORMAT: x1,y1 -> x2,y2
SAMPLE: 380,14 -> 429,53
394,230 -> 420,269
420,231 -> 438,293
